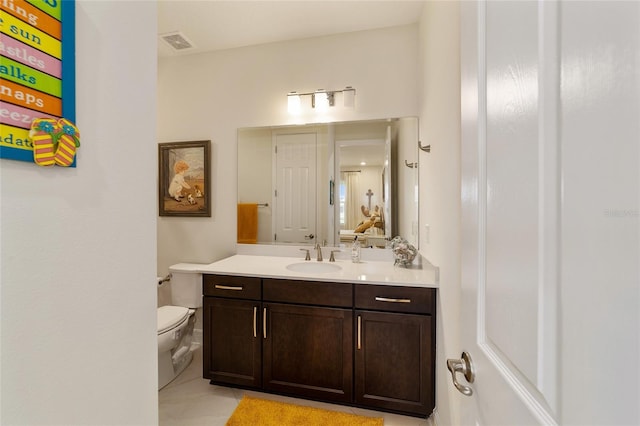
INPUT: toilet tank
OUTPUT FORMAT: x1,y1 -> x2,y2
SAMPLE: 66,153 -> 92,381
168,263 -> 205,308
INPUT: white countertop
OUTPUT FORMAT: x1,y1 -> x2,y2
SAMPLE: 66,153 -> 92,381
196,254 -> 439,288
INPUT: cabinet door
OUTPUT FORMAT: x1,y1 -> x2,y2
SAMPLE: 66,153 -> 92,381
203,297 -> 262,389
355,310 -> 434,416
263,303 -> 353,403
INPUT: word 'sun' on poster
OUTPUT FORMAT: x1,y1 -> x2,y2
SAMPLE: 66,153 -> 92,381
0,0 -> 76,165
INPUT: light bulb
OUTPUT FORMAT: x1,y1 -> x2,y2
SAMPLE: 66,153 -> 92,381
313,91 -> 329,111
287,92 -> 301,114
343,87 -> 355,108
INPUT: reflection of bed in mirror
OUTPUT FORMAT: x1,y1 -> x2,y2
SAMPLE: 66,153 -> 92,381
339,204 -> 386,248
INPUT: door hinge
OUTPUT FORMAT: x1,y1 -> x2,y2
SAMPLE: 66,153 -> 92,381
275,189 -> 278,197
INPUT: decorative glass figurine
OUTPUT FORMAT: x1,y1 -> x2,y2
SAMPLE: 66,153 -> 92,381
390,236 -> 417,267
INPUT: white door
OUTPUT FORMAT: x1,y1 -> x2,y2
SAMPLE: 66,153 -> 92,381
459,1 -> 639,425
459,1 -> 560,424
274,132 -> 317,244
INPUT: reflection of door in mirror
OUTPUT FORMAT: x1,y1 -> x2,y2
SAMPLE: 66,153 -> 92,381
237,126 -> 326,245
336,138 -> 386,247
274,132 -> 317,244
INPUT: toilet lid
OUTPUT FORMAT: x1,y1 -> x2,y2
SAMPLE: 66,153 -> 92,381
157,305 -> 190,334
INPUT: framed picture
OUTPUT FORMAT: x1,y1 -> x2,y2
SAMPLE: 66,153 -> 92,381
158,140 -> 211,217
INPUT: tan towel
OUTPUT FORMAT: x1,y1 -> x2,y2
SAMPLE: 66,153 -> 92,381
237,203 -> 258,244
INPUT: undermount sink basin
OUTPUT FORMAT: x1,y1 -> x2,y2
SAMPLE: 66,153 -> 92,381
286,262 -> 342,274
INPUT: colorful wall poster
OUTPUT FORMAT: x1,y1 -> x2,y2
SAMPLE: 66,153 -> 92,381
0,0 -> 75,165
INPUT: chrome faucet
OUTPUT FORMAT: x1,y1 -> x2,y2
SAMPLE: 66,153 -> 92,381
299,248 -> 311,261
314,243 -> 323,261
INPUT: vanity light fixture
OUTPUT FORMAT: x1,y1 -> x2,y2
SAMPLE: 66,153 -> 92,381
343,86 -> 355,108
287,92 -> 302,114
287,87 -> 356,113
313,90 -> 331,111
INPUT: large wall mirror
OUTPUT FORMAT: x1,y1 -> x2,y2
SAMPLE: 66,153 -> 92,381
237,117 -> 419,248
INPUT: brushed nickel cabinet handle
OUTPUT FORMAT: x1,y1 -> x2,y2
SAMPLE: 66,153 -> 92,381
214,285 -> 243,291
357,315 -> 362,350
263,307 -> 267,339
253,306 -> 257,338
375,296 -> 411,303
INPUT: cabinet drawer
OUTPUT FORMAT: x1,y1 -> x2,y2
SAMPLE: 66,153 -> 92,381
355,284 -> 435,315
263,278 -> 352,308
203,274 -> 261,300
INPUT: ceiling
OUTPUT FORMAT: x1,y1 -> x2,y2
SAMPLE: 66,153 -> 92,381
339,144 -> 385,168
158,1 -> 425,57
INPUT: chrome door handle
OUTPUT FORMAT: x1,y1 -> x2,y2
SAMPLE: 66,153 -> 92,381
446,351 -> 475,396
304,233 -> 315,240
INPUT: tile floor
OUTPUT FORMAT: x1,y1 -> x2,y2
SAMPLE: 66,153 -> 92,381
159,347 -> 433,426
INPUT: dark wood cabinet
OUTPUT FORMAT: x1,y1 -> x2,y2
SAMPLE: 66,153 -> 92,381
262,278 -> 353,403
203,275 -> 262,389
355,310 -> 434,416
354,284 -> 436,416
203,274 -> 436,418
263,302 -> 353,403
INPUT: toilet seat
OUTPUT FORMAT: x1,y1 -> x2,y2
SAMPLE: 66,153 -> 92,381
157,305 -> 191,334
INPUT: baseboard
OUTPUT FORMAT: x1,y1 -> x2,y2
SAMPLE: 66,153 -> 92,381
193,328 -> 203,346
428,408 -> 440,426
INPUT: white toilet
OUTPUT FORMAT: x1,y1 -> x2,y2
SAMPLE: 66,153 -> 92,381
157,263 -> 203,390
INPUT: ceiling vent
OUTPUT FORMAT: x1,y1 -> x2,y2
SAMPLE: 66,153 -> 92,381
160,31 -> 195,52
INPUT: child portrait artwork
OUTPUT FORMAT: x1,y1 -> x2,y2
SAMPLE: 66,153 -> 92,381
168,160 -> 191,202
158,140 -> 211,217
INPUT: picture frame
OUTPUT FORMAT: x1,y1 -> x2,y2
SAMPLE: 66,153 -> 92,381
158,140 -> 211,217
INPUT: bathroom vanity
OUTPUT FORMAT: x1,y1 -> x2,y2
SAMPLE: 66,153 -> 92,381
199,253 -> 438,418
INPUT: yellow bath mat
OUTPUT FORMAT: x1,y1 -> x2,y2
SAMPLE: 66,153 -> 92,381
226,395 -> 383,426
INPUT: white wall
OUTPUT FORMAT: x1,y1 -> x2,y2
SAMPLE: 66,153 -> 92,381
559,2 -> 639,424
157,24 -> 419,275
0,2 -> 158,424
397,117 -> 420,245
418,2 -> 462,425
